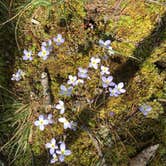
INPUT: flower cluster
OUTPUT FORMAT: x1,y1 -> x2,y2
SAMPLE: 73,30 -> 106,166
99,39 -> 115,55
34,114 -> 53,131
59,67 -> 89,97
38,34 -> 65,60
11,69 -> 25,81
109,82 -> 126,97
23,49 -> 33,61
22,34 -> 64,61
11,34 -> 65,81
13,35 -> 127,164
88,55 -> 126,97
58,40 -> 124,98
101,75 -> 126,97
45,140 -> 71,163
139,104 -> 152,116
60,85 -> 73,97
55,100 -> 65,114
89,57 -> 101,69
53,34 -> 65,46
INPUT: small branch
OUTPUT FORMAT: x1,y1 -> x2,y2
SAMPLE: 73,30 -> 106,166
130,144 -> 159,166
145,0 -> 166,6
158,98 -> 166,103
41,72 -> 51,106
30,145 -> 35,166
82,126 -> 107,166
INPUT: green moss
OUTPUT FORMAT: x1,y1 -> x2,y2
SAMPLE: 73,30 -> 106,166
4,0 -> 166,165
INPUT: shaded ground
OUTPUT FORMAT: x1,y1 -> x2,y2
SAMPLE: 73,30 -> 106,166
0,0 -> 166,166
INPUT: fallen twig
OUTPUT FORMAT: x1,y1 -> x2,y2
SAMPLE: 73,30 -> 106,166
41,72 -> 51,106
82,125 -> 107,166
130,144 -> 159,166
145,0 -> 166,6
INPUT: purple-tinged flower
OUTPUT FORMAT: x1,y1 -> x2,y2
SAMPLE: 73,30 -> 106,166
109,87 -> 119,97
139,104 -> 152,116
11,69 -> 25,81
53,34 -> 65,46
76,79 -> 84,85
34,115 -> 49,131
38,46 -> 50,60
45,138 -> 58,155
102,55 -> 109,60
58,117 -> 71,129
47,114 -> 54,124
101,66 -> 110,75
60,85 -> 73,97
70,121 -> 77,131
67,75 -> 77,86
110,111 -> 115,116
55,100 -> 65,114
56,142 -> 71,162
89,57 -> 101,69
78,67 -> 88,78
108,46 -> 115,55
23,49 -> 33,61
86,98 -> 94,104
115,82 -> 126,94
99,39 -> 111,49
42,40 -> 52,52
102,76 -> 115,88
50,153 -> 58,164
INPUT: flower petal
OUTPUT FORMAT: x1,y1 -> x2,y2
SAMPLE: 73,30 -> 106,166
60,142 -> 66,151
118,82 -> 124,88
99,39 -> 104,46
39,125 -> 44,131
23,49 -> 28,55
50,148 -> 55,155
58,117 -> 66,123
59,155 -> 65,162
102,76 -> 106,82
120,89 -> 126,93
60,109 -> 65,114
34,120 -> 39,126
51,138 -> 56,144
108,76 -> 113,82
57,34 -> 62,39
105,40 -> 111,46
45,143 -> 51,148
56,150 -> 61,154
48,114 -> 52,119
39,115 -> 44,120
65,150 -> 71,156
60,85 -> 67,91
43,119 -> 49,125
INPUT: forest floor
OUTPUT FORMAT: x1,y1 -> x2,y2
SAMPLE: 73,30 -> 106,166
0,0 -> 166,166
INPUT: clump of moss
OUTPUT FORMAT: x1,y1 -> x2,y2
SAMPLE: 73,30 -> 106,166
3,0 -> 166,165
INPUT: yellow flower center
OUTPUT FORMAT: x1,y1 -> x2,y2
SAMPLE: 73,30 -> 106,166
42,51 -> 46,56
54,155 -> 57,160
61,149 -> 65,154
39,120 -> 44,125
92,61 -> 96,65
106,80 -> 110,84
57,38 -> 61,42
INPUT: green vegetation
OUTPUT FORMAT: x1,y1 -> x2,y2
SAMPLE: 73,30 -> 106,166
0,0 -> 166,165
